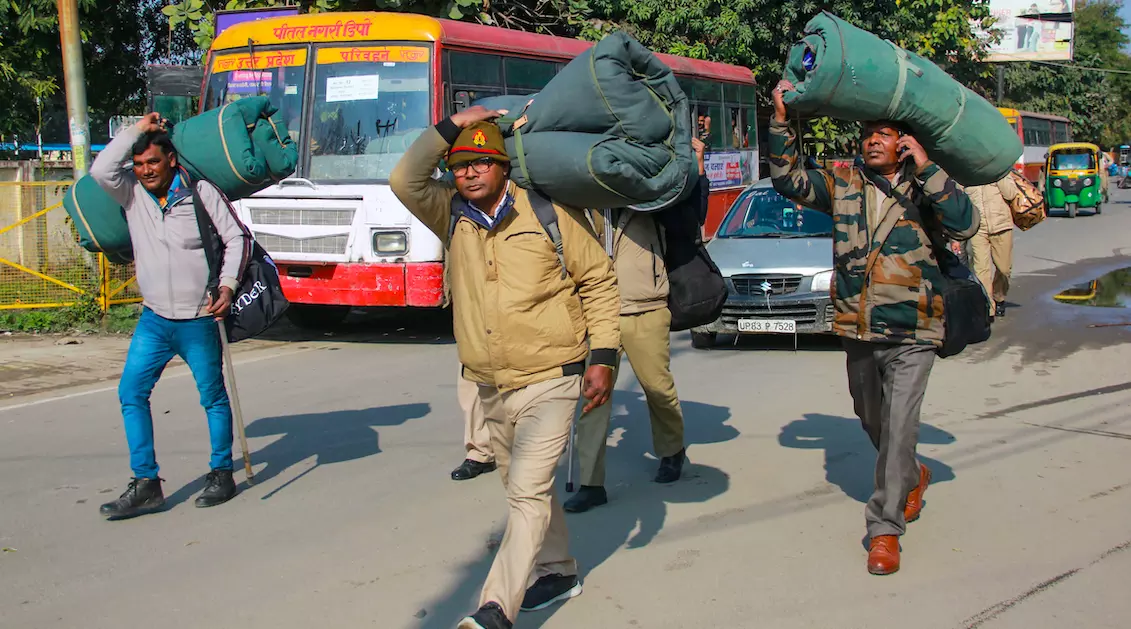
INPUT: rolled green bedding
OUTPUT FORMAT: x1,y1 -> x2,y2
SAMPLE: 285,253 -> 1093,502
781,11 -> 1022,186
475,31 -> 693,211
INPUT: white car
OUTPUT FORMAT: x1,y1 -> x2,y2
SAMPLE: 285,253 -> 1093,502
691,178 -> 835,349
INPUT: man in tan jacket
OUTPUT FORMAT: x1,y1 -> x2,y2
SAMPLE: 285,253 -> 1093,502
390,106 -> 619,629
563,142 -> 706,513
964,174 -> 1019,319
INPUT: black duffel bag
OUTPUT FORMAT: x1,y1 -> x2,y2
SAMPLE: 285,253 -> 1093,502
934,247 -> 991,358
655,175 -> 727,331
192,183 -> 289,342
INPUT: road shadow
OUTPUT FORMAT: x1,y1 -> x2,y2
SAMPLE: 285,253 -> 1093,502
258,307 -> 455,345
414,393 -> 735,628
777,413 -> 956,504
164,403 -> 431,507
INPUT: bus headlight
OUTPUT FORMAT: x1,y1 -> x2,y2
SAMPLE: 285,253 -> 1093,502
812,270 -> 833,293
1053,179 -> 1062,187
373,230 -> 408,255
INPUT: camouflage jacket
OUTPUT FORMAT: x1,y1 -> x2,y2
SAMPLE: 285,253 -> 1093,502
768,120 -> 979,347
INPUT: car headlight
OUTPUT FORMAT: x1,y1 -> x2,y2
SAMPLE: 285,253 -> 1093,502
373,231 -> 408,255
1053,179 -> 1062,187
1084,177 -> 1094,186
812,270 -> 833,293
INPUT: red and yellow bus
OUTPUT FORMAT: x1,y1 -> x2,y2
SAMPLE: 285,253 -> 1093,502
998,107 -> 1072,182
204,12 -> 756,326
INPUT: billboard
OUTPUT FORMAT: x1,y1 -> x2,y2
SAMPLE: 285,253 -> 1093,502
215,6 -> 300,39
982,0 -> 1074,61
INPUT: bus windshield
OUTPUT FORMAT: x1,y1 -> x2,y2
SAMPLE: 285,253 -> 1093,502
203,44 -> 432,183
309,45 -> 432,181
204,49 -> 308,143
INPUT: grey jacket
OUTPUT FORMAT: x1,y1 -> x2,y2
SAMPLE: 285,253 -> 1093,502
91,126 -> 249,320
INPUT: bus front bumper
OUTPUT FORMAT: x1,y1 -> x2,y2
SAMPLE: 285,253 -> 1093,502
275,262 -> 445,308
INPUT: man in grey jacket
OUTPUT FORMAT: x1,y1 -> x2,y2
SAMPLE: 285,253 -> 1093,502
91,113 -> 250,520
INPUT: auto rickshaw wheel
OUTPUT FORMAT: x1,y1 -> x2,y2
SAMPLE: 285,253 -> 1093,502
1096,203 -> 1102,215
1067,202 -> 1078,218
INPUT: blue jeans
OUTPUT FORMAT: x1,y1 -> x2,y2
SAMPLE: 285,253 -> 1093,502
119,308 -> 234,478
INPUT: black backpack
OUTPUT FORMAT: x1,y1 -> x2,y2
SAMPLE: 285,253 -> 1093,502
193,182 -> 290,342
654,175 -> 727,331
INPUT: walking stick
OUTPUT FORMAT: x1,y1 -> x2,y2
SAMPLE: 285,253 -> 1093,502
217,321 -> 255,485
565,417 -> 576,493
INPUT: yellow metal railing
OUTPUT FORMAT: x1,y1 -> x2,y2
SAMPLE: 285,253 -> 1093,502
0,180 -> 142,311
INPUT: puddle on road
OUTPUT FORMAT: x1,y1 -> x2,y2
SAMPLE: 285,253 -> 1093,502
1054,267 -> 1131,308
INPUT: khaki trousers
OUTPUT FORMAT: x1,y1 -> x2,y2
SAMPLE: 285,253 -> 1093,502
459,372 -> 493,463
969,227 -> 1013,303
575,308 -> 685,486
478,375 -> 581,621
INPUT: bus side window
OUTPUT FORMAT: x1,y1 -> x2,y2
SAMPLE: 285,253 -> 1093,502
503,57 -> 556,94
447,50 -> 504,111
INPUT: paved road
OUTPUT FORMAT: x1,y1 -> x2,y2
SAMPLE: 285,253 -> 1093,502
2,191 -> 1130,629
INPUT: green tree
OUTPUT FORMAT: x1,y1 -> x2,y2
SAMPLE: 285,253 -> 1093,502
0,0 -> 198,151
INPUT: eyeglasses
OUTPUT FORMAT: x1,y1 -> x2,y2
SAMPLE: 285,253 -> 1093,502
449,157 -> 498,177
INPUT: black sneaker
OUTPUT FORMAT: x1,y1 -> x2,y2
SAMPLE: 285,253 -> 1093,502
99,478 -> 165,520
655,448 -> 686,484
520,574 -> 582,612
194,469 -> 237,508
563,486 -> 608,513
458,602 -> 511,629
451,459 -> 497,481
995,301 -> 1007,318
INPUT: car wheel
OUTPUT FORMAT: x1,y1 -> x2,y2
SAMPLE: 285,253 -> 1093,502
691,331 -> 717,349
285,304 -> 351,329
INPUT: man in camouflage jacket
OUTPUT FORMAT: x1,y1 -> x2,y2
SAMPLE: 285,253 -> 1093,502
769,80 -> 979,576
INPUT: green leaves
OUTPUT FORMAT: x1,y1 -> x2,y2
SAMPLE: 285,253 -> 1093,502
161,0 -> 204,29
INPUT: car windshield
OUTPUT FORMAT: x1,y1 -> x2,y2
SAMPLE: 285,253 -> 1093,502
716,187 -> 834,238
1052,152 -> 1095,171
308,45 -> 432,182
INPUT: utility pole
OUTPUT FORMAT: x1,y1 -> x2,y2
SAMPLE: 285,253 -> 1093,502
996,65 -> 1005,105
57,0 -> 91,178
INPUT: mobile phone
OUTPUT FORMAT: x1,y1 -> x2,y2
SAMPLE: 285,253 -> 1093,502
897,130 -> 908,158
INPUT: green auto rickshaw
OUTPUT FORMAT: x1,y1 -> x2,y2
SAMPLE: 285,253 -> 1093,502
1045,143 -> 1103,218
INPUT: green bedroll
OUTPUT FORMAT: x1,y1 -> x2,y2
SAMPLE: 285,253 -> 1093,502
781,12 -> 1022,186
173,97 -> 298,200
64,176 -> 134,264
63,99 -> 297,262
476,31 -> 693,211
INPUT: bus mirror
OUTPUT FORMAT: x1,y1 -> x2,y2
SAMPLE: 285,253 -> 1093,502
454,91 -> 471,112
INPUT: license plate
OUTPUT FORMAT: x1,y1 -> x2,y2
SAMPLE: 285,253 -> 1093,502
738,319 -> 796,334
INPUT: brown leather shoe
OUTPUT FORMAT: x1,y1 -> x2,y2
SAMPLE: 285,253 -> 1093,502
867,535 -> 900,575
904,463 -> 932,523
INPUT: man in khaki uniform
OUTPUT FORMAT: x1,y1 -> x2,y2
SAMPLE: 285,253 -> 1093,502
964,175 -> 1019,320
564,152 -> 706,512
452,372 -> 496,480
390,106 -> 619,629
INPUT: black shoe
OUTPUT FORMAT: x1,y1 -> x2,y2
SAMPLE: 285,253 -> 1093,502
458,602 -> 512,629
563,485 -> 608,513
194,469 -> 237,508
995,301 -> 1006,318
520,574 -> 582,612
99,477 -> 165,520
451,459 -> 497,481
655,448 -> 686,484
